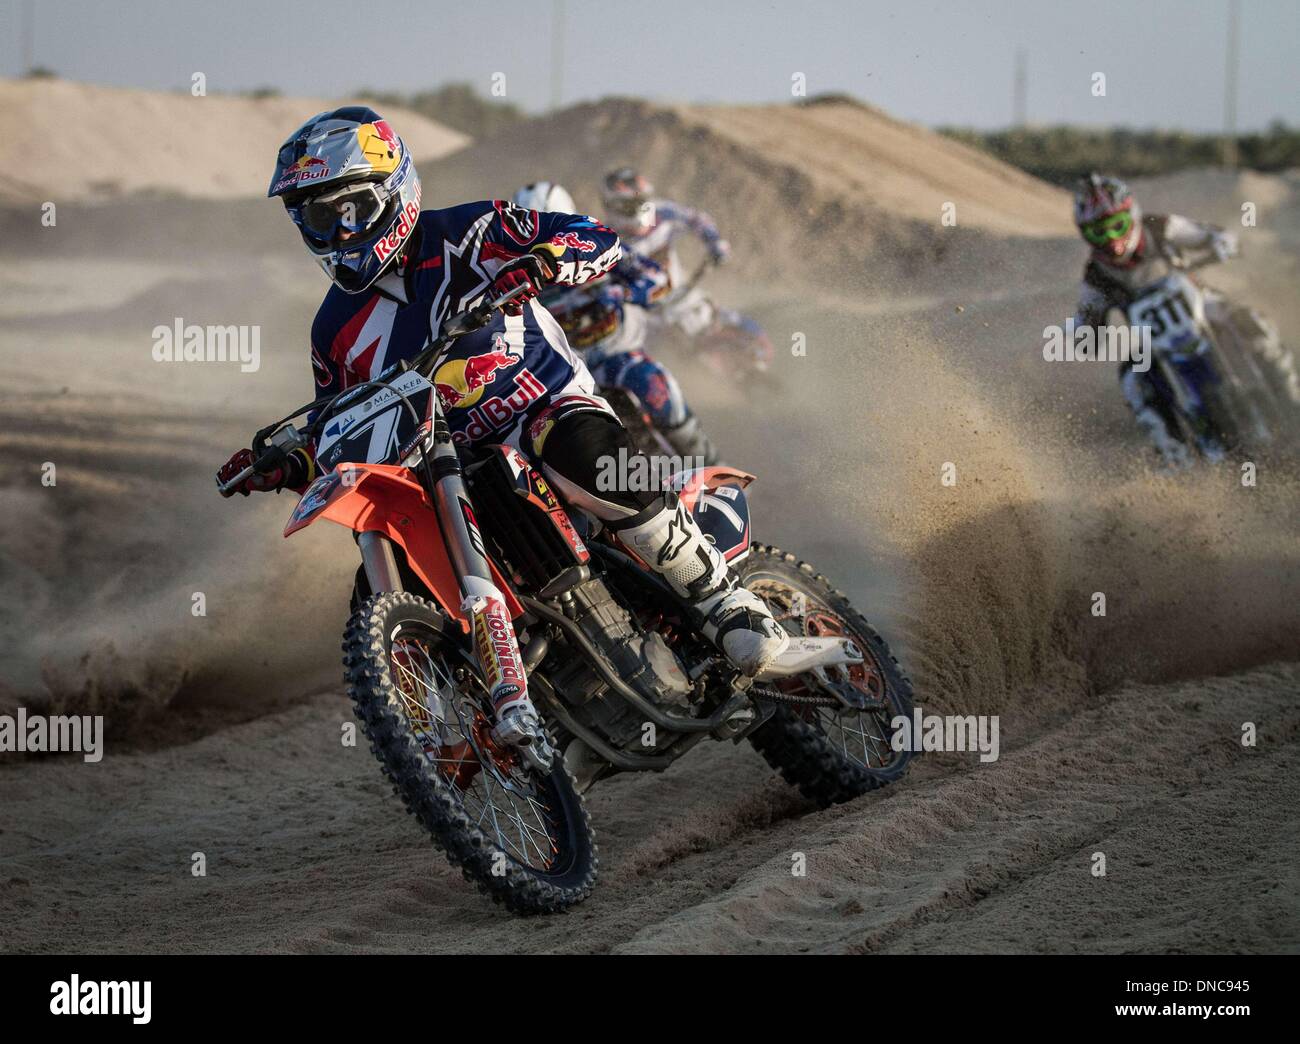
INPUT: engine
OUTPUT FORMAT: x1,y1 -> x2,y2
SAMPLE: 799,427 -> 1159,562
547,578 -> 694,750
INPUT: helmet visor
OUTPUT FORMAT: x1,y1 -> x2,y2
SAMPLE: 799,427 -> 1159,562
1081,210 -> 1134,246
289,181 -> 389,251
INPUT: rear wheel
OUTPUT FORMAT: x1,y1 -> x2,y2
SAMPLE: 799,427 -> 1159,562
344,590 -> 597,914
739,545 -> 914,806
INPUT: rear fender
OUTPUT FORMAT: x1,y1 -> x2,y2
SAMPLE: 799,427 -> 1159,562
667,466 -> 754,562
284,463 -> 523,628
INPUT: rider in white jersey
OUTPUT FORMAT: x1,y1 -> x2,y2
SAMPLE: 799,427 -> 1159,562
600,168 -> 771,368
515,183 -> 720,464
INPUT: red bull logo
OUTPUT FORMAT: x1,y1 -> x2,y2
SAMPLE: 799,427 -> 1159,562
274,155 -> 330,192
373,120 -> 400,153
372,193 -> 422,262
433,336 -> 522,411
550,231 -> 597,253
444,369 -> 549,446
356,120 -> 403,176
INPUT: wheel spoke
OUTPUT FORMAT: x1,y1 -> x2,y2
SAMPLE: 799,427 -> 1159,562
387,627 -> 561,874
748,574 -> 906,778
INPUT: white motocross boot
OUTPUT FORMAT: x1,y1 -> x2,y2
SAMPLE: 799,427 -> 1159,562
610,494 -> 789,675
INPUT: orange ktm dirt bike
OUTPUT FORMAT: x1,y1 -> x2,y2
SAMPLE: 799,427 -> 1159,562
216,286 -> 914,915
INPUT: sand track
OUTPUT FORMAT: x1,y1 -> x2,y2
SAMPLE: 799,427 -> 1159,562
2,664 -> 1294,954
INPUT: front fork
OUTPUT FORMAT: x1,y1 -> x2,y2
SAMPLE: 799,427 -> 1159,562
356,410 -> 536,746
423,406 -> 531,720
359,530 -> 402,593
354,416 -> 529,718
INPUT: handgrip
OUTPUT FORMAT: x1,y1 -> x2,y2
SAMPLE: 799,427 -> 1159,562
216,462 -> 257,496
215,446 -> 285,495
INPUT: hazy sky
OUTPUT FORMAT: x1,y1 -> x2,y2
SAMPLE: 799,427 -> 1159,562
5,0 -> 1298,131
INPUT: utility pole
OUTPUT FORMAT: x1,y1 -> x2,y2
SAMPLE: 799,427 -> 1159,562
21,0 -> 35,75
550,0 -> 565,112
1223,0 -> 1240,168
1012,47 -> 1027,128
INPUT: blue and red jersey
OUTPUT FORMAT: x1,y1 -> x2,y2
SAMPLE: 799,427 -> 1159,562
308,200 -> 620,448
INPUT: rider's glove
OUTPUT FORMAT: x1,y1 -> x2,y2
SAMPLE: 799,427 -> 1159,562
1212,232 -> 1239,262
218,447 -> 285,497
491,250 -> 557,315
710,239 -> 731,265
218,446 -> 315,498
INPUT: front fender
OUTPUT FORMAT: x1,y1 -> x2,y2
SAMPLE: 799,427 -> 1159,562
284,464 -> 523,627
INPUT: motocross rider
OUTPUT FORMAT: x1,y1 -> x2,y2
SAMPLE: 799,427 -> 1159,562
601,167 -> 772,367
1072,172 -> 1298,466
215,109 -> 788,752
512,182 -> 720,464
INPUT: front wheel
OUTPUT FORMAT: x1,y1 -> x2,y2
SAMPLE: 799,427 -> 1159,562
740,545 -> 915,807
344,590 -> 597,914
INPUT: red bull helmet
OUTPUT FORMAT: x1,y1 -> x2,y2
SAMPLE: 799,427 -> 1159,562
269,106 -> 422,293
1074,172 -> 1142,264
511,181 -> 577,214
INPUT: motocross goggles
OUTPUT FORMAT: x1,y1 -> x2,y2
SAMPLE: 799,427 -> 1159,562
609,195 -> 655,223
1081,210 -> 1134,246
609,193 -> 646,216
287,180 -> 392,252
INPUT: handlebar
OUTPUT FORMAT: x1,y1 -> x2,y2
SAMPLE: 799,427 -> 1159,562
1176,254 -> 1219,274
437,284 -> 529,342
1168,240 -> 1239,274
682,255 -> 717,295
215,284 -> 529,496
655,255 -> 718,311
217,467 -> 257,497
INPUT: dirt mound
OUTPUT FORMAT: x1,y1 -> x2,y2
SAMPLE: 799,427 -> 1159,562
0,77 -> 468,204
1131,167 -> 1297,229
422,97 -> 1074,299
684,98 -> 1072,236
